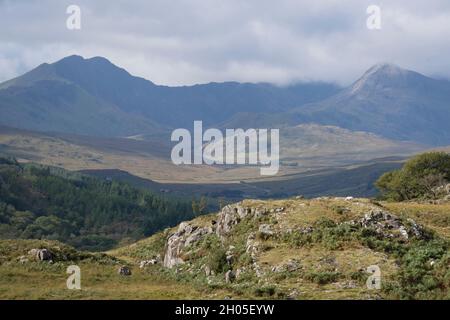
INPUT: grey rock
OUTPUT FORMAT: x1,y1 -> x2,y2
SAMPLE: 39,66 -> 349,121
258,224 -> 273,237
36,249 -> 52,261
359,209 -> 426,240
225,270 -> 235,283
118,266 -> 132,276
164,223 -> 212,268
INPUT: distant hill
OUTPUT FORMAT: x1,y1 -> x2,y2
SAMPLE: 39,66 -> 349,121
222,64 -> 450,146
290,64 -> 450,145
0,55 -> 340,135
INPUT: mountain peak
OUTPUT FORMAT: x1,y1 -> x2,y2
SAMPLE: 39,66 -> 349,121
350,63 -> 416,94
366,63 -> 406,76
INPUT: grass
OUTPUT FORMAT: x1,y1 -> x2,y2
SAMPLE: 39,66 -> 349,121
0,197 -> 448,300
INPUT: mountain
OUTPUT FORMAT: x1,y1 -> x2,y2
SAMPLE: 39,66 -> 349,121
291,64 -> 450,145
0,55 -> 340,135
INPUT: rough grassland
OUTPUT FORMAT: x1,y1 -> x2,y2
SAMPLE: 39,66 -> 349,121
0,198 -> 449,300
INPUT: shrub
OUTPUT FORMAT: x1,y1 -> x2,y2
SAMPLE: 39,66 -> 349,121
206,247 -> 229,274
253,285 -> 277,297
375,152 -> 450,201
305,271 -> 341,285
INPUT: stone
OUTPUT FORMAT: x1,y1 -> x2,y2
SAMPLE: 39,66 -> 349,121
287,289 -> 299,300
118,266 -> 132,276
139,259 -> 158,268
216,205 -> 244,236
225,270 -> 235,283
27,249 -> 39,257
258,224 -> 273,237
359,209 -> 426,240
36,249 -> 52,261
271,259 -> 300,273
164,223 -> 212,268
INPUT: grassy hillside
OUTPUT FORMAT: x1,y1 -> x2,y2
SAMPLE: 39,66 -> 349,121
1,197 -> 447,300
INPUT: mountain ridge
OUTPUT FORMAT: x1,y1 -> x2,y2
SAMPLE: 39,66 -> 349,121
1,55 -> 450,146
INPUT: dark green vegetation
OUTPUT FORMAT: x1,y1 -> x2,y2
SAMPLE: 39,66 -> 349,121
0,157 -> 194,251
376,152 -> 450,201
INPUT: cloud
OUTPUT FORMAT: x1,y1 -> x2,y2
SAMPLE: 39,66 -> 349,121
0,0 -> 450,85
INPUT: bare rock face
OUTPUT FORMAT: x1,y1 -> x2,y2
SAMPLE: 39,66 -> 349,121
216,204 -> 251,237
163,222 -> 212,268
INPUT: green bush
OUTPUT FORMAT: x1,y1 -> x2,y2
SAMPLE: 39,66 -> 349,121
375,152 -> 450,201
253,285 -> 277,297
305,271 -> 341,285
206,247 -> 229,274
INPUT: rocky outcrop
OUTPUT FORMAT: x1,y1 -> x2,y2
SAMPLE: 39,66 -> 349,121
163,222 -> 213,268
27,248 -> 53,261
358,209 -> 426,240
216,204 -> 251,237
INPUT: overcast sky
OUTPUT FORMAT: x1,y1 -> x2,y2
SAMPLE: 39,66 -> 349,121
1,0 -> 450,86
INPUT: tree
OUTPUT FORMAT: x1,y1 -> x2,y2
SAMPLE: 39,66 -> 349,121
375,152 -> 450,201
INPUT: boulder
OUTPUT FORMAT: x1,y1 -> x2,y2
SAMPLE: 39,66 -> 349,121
258,224 -> 274,238
118,266 -> 132,276
27,248 -> 53,261
225,270 -> 235,283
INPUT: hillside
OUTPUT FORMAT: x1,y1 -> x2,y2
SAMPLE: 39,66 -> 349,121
0,197 -> 448,299
0,158 -> 194,251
